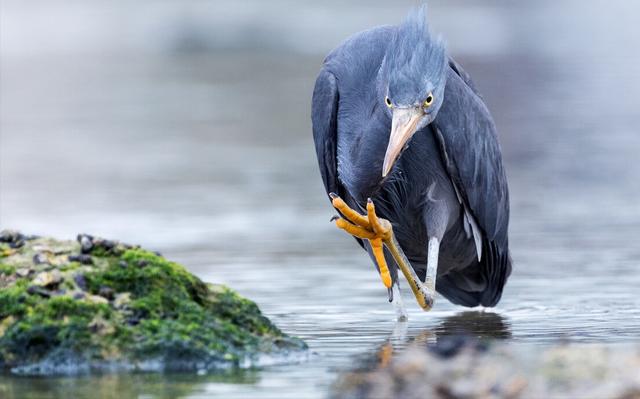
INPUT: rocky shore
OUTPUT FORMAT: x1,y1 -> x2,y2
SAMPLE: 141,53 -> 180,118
0,231 -> 306,375
331,336 -> 640,399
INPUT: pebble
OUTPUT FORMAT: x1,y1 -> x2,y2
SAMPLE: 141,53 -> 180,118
77,234 -> 135,256
0,231 -> 13,243
98,286 -> 115,300
74,274 -> 88,291
98,239 -> 115,251
16,268 -> 32,278
137,260 -> 148,268
0,230 -> 24,243
85,294 -> 109,305
77,234 -> 94,254
27,285 -> 52,298
32,270 -> 63,288
9,239 -> 25,249
119,260 -> 128,268
32,253 -> 49,265
88,315 -> 115,335
68,254 -> 93,265
113,292 -> 131,308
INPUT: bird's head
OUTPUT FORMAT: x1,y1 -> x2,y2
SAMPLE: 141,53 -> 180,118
380,6 -> 447,177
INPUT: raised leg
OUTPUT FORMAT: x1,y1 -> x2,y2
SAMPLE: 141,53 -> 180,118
384,233 -> 435,311
330,193 -> 436,311
362,237 -> 407,320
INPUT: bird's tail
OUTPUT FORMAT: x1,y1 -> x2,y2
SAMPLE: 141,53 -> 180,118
436,240 -> 512,307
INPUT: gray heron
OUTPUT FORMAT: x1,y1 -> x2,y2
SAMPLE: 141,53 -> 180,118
311,6 -> 511,319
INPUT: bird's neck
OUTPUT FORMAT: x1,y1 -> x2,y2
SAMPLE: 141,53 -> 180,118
338,139 -> 388,203
337,63 -> 393,201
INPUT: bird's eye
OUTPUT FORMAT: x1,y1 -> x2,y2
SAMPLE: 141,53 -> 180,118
385,96 -> 393,108
424,93 -> 434,108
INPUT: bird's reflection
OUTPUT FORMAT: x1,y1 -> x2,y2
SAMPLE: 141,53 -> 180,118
372,311 -> 511,370
419,310 -> 511,343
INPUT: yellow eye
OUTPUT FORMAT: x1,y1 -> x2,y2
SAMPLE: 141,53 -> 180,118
424,93 -> 434,108
385,96 -> 393,108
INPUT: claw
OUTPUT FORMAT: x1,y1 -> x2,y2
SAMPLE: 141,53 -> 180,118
335,218 -> 376,240
331,195 -> 392,288
330,194 -> 435,311
332,196 -> 370,227
366,198 -> 391,240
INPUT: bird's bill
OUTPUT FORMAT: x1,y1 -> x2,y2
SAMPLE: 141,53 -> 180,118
382,107 -> 424,177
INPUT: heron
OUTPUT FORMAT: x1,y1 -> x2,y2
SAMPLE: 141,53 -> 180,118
311,6 -> 511,320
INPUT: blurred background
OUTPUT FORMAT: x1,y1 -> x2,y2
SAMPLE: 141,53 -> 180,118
1,0 -> 639,398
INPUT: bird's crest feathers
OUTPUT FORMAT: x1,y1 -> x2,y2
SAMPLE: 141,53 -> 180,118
385,5 -> 447,105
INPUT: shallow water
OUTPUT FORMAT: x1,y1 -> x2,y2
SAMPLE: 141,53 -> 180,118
1,0 -> 640,398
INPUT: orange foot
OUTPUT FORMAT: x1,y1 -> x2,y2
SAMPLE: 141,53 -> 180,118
329,193 -> 435,311
330,193 -> 393,288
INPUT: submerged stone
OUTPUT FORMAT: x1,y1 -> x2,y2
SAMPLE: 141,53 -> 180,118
331,336 -> 640,399
0,231 -> 306,375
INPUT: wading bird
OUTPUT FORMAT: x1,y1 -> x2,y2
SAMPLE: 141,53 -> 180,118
311,6 -> 511,319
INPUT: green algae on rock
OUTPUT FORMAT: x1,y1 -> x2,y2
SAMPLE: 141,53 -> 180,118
0,231 -> 306,375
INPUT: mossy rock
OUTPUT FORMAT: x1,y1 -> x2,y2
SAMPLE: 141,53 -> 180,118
0,231 -> 306,375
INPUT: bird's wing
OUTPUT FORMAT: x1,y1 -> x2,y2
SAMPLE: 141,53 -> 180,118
312,68 -> 365,248
447,57 -> 482,99
311,68 -> 341,196
431,59 -> 511,306
434,59 -> 510,248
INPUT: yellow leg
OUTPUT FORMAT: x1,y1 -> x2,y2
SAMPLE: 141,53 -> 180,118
370,238 -> 391,288
330,193 -> 435,311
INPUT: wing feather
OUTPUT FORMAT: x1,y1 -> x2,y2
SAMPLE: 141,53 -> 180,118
311,68 -> 365,249
312,69 -> 341,196
433,59 -> 510,249
432,59 -> 512,306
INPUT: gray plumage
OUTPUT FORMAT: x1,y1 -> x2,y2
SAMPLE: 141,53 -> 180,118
312,7 -> 511,307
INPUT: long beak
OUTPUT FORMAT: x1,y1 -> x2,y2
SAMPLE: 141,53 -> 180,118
382,107 -> 424,177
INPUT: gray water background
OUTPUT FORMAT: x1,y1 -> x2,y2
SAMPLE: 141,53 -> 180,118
1,0 -> 640,398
